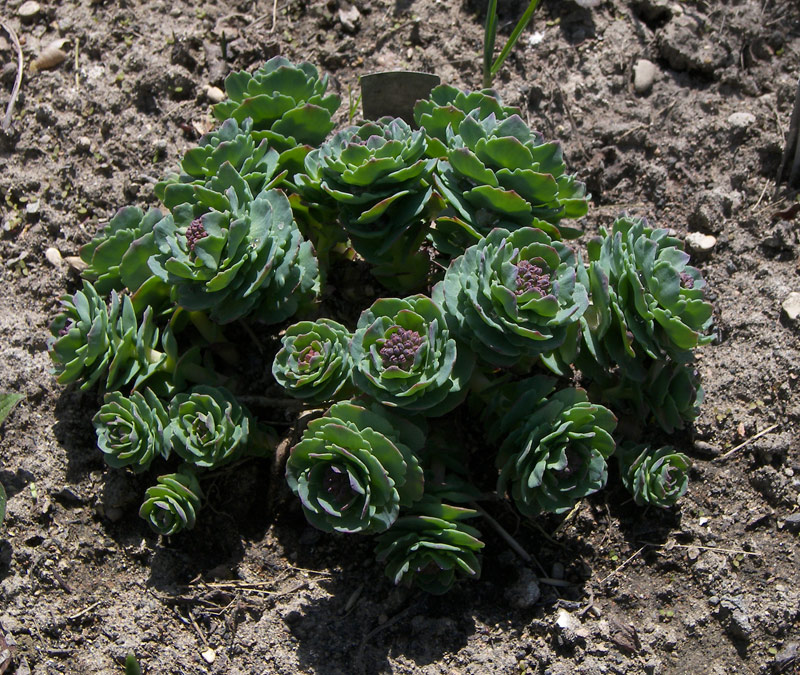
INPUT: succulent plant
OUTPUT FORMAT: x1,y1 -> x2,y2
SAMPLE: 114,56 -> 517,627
156,118 -> 285,213
487,376 -> 617,516
375,494 -> 484,595
139,471 -> 202,536
296,117 -> 438,285
48,281 -> 168,391
432,111 -> 589,255
272,318 -> 354,404
580,216 -> 714,380
618,443 -> 691,508
433,227 -> 588,368
413,84 -> 520,158
593,359 -> 704,434
212,56 -> 340,175
286,401 -> 425,534
350,295 -> 475,416
168,385 -> 253,469
80,206 -> 165,296
148,186 -> 319,324
93,389 -> 170,472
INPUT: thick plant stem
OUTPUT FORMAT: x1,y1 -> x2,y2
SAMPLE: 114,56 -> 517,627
776,77 -> 800,194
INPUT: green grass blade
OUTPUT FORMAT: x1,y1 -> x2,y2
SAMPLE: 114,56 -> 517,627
0,393 -> 23,428
0,482 -> 6,525
483,0 -> 499,88
491,0 -> 542,77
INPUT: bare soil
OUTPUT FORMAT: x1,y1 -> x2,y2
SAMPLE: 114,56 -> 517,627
0,0 -> 799,673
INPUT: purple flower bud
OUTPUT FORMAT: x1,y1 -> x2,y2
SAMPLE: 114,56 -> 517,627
515,259 -> 551,296
185,218 -> 208,252
379,327 -> 423,370
679,272 -> 695,289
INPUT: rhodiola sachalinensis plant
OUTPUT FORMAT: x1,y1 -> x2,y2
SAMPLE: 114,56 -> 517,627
48,55 -> 714,594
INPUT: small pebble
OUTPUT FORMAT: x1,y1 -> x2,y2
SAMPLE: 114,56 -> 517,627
25,200 -> 40,215
338,2 -> 361,32
685,232 -> 716,254
201,648 -> 216,664
727,111 -> 756,129
633,59 -> 657,95
44,247 -> 63,268
18,0 -> 41,20
782,513 -> 800,533
782,292 -> 800,322
64,256 -> 87,273
204,85 -> 225,104
76,136 -> 92,153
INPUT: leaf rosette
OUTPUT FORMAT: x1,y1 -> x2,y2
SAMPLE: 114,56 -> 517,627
488,376 -> 617,516
272,318 -> 354,404
350,295 -> 475,416
93,389 -> 170,472
168,385 -> 253,469
375,495 -> 484,595
432,111 -> 589,255
149,186 -> 318,324
297,117 -> 437,275
80,206 -> 165,296
618,443 -> 691,508
413,84 -> 520,158
286,401 -> 425,534
139,471 -> 202,536
594,359 -> 703,434
434,227 -> 588,368
580,216 -> 714,380
212,56 -> 340,175
48,281 -> 168,391
156,118 -> 285,213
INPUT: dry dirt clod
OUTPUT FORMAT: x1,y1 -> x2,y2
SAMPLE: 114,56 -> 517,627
633,59 -> 657,95
18,1 -> 41,21
727,111 -> 756,130
30,39 -> 69,72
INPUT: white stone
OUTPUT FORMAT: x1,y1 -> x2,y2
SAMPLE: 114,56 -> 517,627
633,59 -> 657,95
782,292 -> 800,322
44,247 -> 63,268
727,111 -> 756,129
204,85 -> 225,104
685,232 -> 716,253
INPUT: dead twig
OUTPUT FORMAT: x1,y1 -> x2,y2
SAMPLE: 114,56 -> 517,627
597,546 -> 645,585
639,541 -> 761,557
715,423 -> 779,462
1,21 -> 24,131
471,502 -> 534,566
68,601 -> 102,621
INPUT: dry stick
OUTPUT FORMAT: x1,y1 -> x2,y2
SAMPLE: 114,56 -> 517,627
74,38 -> 80,90
269,0 -> 278,33
68,601 -> 102,621
597,546 -> 645,585
640,541 -> 761,557
1,21 -> 23,131
187,608 -> 213,652
715,423 -> 779,462
471,502 -> 533,567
